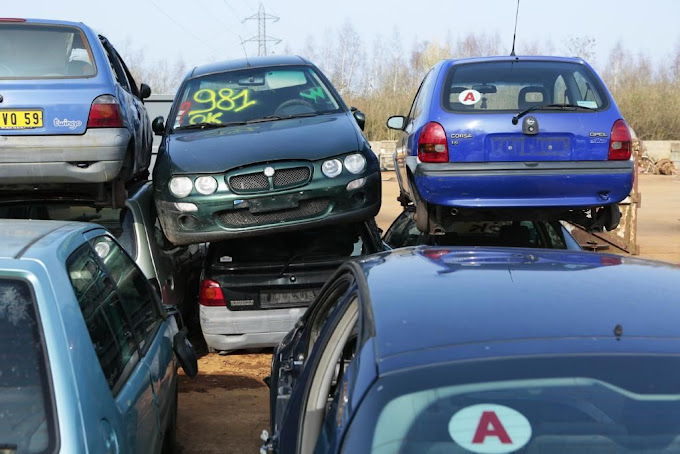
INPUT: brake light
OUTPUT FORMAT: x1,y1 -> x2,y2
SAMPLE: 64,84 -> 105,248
199,279 -> 225,306
608,119 -> 632,160
87,95 -> 123,128
0,18 -> 26,22
418,122 -> 449,163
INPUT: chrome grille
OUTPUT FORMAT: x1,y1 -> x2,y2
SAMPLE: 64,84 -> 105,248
217,198 -> 330,227
229,172 -> 269,191
273,167 -> 310,188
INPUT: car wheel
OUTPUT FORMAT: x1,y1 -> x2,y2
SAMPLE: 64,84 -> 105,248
415,200 -> 429,233
161,381 -> 178,454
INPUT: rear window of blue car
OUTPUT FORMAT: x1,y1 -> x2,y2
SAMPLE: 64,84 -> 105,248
0,23 -> 96,79
0,278 -> 57,453
442,60 -> 608,113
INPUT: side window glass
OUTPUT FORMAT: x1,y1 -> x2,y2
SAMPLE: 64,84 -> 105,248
409,70 -> 433,121
114,47 -> 141,98
91,236 -> 161,351
100,39 -> 130,92
67,244 -> 136,390
384,211 -> 422,248
543,222 -> 567,249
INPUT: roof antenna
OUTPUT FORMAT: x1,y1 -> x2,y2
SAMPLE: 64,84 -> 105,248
239,35 -> 251,68
510,0 -> 520,56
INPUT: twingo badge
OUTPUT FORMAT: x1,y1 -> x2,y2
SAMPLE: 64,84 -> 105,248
448,404 -> 532,453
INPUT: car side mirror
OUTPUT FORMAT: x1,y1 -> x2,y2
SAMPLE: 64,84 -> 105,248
350,107 -> 365,131
152,116 -> 165,135
387,115 -> 406,131
140,83 -> 152,100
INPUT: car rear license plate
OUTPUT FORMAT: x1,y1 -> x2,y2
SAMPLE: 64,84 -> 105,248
0,109 -> 43,129
260,288 -> 318,308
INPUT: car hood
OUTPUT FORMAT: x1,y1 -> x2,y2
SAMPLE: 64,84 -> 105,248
165,112 -> 360,174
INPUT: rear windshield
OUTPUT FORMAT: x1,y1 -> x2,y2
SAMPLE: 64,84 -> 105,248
171,65 -> 342,130
0,278 -> 57,453
0,24 -> 96,79
342,355 -> 680,454
209,224 -> 366,266
443,60 -> 608,112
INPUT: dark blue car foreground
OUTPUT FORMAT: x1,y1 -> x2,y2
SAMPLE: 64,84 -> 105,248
264,247 -> 680,454
388,56 -> 634,234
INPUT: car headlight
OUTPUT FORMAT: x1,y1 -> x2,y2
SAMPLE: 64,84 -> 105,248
344,153 -> 366,174
322,159 -> 343,178
195,176 -> 218,195
169,176 -> 193,198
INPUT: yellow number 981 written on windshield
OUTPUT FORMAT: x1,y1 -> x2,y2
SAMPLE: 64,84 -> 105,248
184,88 -> 257,125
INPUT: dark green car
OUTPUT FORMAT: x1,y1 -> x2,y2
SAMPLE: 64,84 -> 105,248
152,56 -> 381,246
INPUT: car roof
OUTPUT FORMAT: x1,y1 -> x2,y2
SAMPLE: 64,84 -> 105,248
0,219 -> 94,259
189,55 -> 312,78
4,18 -> 89,29
358,247 -> 680,369
444,55 -> 586,65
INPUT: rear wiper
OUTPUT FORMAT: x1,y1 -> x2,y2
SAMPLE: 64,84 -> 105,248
512,103 -> 595,125
247,113 -> 319,124
174,121 -> 247,131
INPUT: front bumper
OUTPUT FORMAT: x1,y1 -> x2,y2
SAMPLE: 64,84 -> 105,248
200,305 -> 306,351
0,128 -> 130,183
410,159 -> 634,208
156,170 -> 381,245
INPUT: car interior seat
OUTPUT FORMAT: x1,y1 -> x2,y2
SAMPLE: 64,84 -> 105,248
518,85 -> 549,110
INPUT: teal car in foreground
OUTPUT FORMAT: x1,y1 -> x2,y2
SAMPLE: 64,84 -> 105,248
0,219 -> 197,453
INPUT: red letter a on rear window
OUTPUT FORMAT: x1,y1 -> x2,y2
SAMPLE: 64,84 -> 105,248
463,92 -> 476,102
472,411 -> 512,444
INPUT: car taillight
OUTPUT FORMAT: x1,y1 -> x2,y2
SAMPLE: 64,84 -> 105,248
0,18 -> 26,22
199,279 -> 225,306
87,95 -> 123,128
418,122 -> 449,163
608,119 -> 632,160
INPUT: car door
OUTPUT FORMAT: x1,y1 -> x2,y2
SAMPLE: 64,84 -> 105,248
270,272 -> 357,434
67,239 -> 161,453
271,268 -> 367,454
99,36 -> 148,177
90,234 -> 177,449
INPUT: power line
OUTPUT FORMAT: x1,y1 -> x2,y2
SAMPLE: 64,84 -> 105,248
242,2 -> 281,56
148,0 -> 218,52
221,0 -> 245,21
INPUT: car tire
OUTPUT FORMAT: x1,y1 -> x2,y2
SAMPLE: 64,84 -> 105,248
161,381 -> 178,454
415,200 -> 429,233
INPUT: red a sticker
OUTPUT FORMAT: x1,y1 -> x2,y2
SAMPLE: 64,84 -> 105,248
472,411 -> 513,444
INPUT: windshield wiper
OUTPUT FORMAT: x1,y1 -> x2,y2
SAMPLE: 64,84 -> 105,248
174,121 -> 247,131
247,112 -> 319,124
512,103 -> 595,125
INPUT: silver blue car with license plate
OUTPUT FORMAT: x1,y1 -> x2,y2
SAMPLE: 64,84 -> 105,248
0,18 -> 153,207
0,219 -> 197,453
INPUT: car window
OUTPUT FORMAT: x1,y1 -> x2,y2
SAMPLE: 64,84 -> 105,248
443,60 -> 608,112
100,37 -> 131,92
0,278 -> 57,453
113,46 -> 141,98
90,236 -> 162,352
383,210 -> 424,248
408,69 -> 435,121
308,281 -> 354,354
0,23 -> 96,79
171,65 -> 342,129
543,221 -> 568,249
67,243 -> 138,392
342,355 -> 680,453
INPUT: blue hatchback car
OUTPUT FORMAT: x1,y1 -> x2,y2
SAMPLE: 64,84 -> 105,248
0,18 -> 153,207
264,247 -> 680,454
0,219 -> 197,453
387,56 -> 634,234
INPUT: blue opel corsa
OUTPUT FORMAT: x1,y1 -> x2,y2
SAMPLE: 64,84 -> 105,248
388,56 -> 634,234
0,219 -> 197,453
0,18 -> 153,207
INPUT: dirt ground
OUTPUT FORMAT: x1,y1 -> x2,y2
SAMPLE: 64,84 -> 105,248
176,172 -> 680,454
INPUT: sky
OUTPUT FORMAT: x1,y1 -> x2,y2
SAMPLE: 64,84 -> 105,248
4,0 -> 679,71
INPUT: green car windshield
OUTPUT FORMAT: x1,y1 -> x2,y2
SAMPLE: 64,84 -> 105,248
172,65 -> 343,130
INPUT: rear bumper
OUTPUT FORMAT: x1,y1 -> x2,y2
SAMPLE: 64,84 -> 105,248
199,305 -> 305,351
411,160 -> 634,208
0,128 -> 130,183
